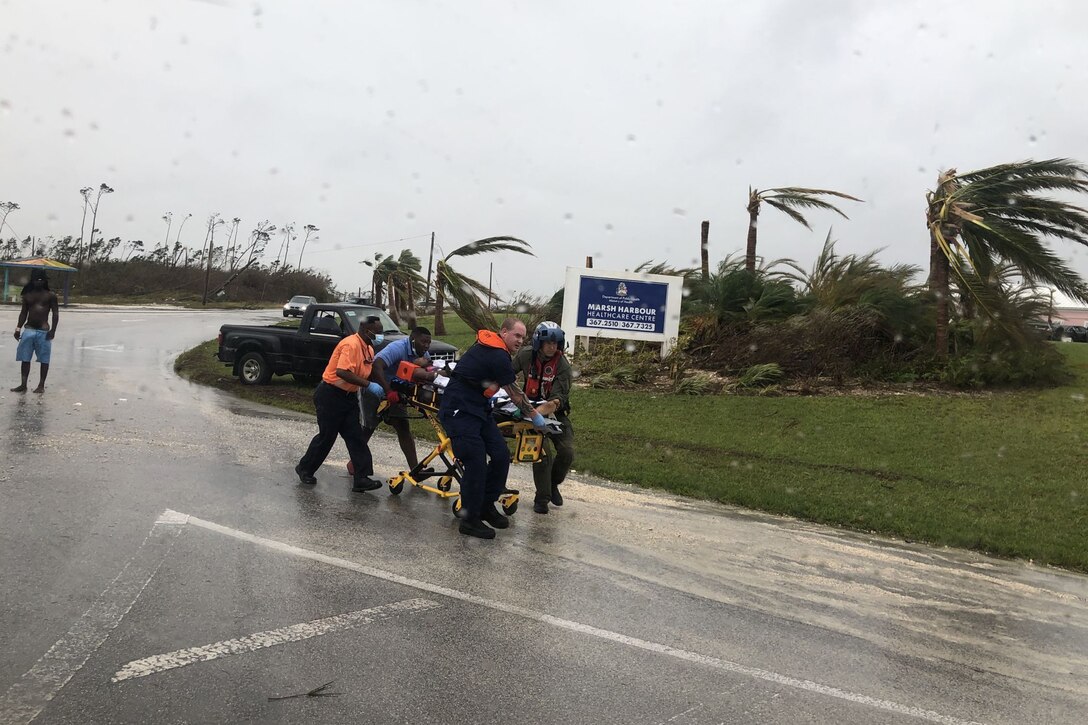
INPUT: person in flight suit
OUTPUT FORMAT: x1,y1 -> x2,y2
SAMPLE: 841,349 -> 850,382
512,321 -> 574,514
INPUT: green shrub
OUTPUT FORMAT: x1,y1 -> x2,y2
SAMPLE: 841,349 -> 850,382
732,362 -> 784,390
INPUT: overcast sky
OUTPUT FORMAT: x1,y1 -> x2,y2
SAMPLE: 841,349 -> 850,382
3,0 -> 1087,304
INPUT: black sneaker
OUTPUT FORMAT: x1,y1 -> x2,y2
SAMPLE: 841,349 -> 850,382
533,500 -> 549,514
295,464 -> 316,485
459,518 -> 496,539
480,505 -> 510,529
550,487 -> 564,507
352,476 -> 383,493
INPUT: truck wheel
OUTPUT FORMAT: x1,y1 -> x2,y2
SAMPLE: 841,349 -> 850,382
238,352 -> 272,385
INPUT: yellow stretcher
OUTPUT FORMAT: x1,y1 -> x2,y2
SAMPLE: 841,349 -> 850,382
385,378 -> 546,518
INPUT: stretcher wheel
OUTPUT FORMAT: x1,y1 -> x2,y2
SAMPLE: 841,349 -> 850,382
437,476 -> 452,492
452,498 -> 464,519
502,499 -> 518,516
389,478 -> 403,495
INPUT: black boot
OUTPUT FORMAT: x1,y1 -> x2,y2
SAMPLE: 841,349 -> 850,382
533,499 -> 549,514
295,463 -> 316,485
480,504 -> 510,529
459,517 -> 496,539
352,476 -> 383,492
550,486 -> 563,507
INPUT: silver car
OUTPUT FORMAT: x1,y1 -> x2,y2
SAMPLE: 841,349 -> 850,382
282,295 -> 316,318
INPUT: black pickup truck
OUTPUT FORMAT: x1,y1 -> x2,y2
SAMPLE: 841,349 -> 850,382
217,303 -> 458,385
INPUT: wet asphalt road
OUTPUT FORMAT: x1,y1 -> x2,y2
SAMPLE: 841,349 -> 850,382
1,306 -> 1087,725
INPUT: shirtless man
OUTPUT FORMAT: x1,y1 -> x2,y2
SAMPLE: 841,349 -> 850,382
12,269 -> 59,393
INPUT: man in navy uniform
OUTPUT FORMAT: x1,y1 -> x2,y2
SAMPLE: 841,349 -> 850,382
439,318 -> 545,539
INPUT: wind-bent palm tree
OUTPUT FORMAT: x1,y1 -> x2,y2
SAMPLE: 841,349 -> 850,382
363,249 -> 425,326
433,236 -> 533,334
744,187 -> 861,274
926,158 -> 1088,356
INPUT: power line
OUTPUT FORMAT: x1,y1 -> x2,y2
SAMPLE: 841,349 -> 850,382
304,233 -> 432,255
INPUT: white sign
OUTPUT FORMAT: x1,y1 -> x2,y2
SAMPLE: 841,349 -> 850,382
561,266 -> 683,358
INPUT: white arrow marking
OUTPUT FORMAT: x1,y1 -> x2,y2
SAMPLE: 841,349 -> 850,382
112,597 -> 440,682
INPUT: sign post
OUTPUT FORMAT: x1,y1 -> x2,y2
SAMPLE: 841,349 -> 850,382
561,267 -> 683,359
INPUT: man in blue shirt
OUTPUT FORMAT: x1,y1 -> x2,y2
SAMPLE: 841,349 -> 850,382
440,318 -> 545,539
365,327 -> 438,471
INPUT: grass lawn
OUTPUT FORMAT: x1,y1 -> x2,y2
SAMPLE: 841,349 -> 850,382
176,316 -> 1088,572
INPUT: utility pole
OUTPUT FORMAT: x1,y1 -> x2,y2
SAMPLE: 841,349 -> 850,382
425,231 -> 435,307
487,262 -> 493,310
700,220 -> 710,281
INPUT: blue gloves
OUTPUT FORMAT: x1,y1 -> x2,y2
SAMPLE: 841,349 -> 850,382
366,382 -> 385,399
531,412 -> 547,431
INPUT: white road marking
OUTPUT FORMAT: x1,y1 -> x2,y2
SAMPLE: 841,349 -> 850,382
112,598 -> 440,682
78,344 -> 124,352
0,515 -> 186,725
180,511 -> 986,725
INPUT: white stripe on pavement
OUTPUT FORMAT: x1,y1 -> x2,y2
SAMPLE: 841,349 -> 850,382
0,513 -> 186,725
180,511 -> 986,725
112,597 -> 441,682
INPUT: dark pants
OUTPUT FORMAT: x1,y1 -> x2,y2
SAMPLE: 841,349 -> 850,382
533,414 -> 574,501
299,382 -> 373,482
440,409 -> 509,521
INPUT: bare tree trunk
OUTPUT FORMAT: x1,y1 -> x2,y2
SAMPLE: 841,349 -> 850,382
84,208 -> 100,267
78,202 -> 89,265
700,220 -> 710,281
434,268 -> 446,336
744,204 -> 759,275
209,258 -> 258,298
927,233 -> 941,288
932,230 -> 950,359
386,273 -> 400,326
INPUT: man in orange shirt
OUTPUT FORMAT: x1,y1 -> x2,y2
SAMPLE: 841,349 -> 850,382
296,315 -> 388,493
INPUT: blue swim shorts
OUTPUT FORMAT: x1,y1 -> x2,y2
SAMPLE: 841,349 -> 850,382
16,328 -> 51,364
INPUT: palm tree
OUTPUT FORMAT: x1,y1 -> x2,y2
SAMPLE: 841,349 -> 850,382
78,187 -> 93,258
363,249 -> 425,326
926,158 -> 1088,357
81,183 -> 114,266
297,224 -> 319,270
0,201 -> 20,239
433,236 -> 533,334
780,230 -> 920,311
162,212 -> 173,250
744,186 -> 861,274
